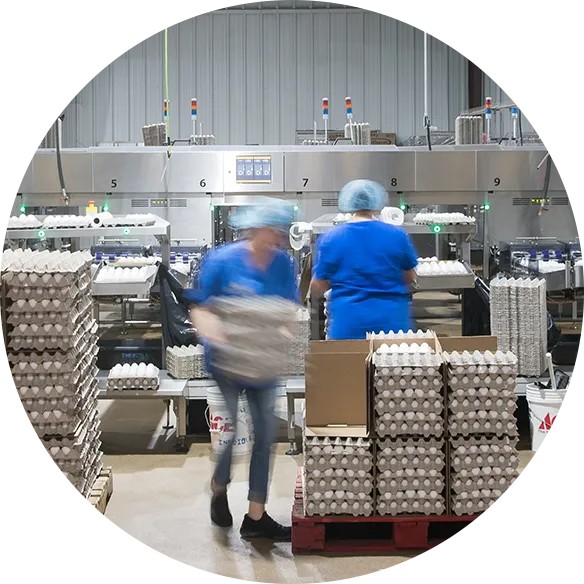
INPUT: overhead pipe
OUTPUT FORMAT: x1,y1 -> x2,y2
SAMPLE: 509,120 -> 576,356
423,33 -> 432,151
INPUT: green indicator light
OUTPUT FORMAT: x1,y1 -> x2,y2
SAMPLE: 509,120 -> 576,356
484,202 -> 491,211
293,204 -> 299,212
37,230 -> 46,238
210,205 -> 215,212
432,224 -> 442,234
400,203 -> 407,211
19,205 -> 26,213
103,204 -> 109,212
123,228 -> 130,236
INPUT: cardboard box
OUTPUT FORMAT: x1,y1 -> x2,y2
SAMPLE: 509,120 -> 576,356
305,340 -> 370,433
438,336 -> 498,354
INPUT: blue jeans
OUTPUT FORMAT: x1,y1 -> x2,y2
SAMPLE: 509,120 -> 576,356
213,375 -> 277,504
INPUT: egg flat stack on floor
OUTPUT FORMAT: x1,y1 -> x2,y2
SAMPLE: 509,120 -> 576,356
445,350 -> 520,515
373,340 -> 446,516
2,249 -> 101,497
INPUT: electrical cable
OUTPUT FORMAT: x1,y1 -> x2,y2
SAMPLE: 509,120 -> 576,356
55,115 -> 68,205
518,109 -> 524,146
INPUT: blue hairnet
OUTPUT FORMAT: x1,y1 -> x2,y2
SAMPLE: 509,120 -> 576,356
338,180 -> 388,213
229,197 -> 295,231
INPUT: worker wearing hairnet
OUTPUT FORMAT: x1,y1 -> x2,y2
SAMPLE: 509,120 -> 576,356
311,180 -> 418,339
187,198 -> 297,542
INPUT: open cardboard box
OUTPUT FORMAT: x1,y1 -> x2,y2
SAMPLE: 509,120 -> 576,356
305,340 -> 371,436
438,335 -> 498,354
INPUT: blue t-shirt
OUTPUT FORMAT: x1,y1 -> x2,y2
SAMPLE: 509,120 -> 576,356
314,220 -> 418,340
185,241 -> 298,385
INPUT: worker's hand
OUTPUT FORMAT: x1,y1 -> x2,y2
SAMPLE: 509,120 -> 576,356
191,307 -> 227,344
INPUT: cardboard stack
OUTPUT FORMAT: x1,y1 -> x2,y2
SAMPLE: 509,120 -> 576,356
3,249 -> 102,497
166,344 -> 209,379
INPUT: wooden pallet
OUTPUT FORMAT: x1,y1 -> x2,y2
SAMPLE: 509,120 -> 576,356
292,471 -> 478,554
88,467 -> 113,514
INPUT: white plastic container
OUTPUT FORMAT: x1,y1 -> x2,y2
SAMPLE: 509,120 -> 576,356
526,383 -> 566,451
206,387 -> 253,458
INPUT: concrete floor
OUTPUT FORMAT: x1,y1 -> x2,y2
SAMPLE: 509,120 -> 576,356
99,399 -> 535,583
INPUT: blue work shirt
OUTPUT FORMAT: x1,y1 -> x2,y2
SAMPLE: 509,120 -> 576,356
185,241 -> 298,385
314,220 -> 418,340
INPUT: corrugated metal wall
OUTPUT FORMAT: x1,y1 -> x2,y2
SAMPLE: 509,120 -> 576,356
61,8 -> 469,147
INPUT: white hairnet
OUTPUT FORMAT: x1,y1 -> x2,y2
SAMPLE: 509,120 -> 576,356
338,179 -> 388,213
229,197 -> 295,232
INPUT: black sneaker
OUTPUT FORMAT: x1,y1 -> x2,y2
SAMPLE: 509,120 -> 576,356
240,512 -> 291,542
210,492 -> 233,527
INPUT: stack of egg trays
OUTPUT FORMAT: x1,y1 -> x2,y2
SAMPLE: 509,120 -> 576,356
376,438 -> 446,516
3,259 -> 102,497
373,351 -> 444,438
106,371 -> 160,391
517,279 -> 547,376
282,309 -> 311,376
166,345 -> 210,379
303,435 -> 374,517
489,278 -> 511,352
371,344 -> 446,516
445,350 -> 520,515
449,436 -> 519,516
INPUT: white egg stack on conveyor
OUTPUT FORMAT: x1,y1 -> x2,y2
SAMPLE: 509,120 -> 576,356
210,296 -> 297,384
372,341 -> 446,516
415,260 -> 468,276
7,214 -> 43,229
106,363 -> 160,390
412,212 -> 476,225
2,249 -> 101,498
367,329 -> 435,341
490,277 -> 547,376
376,438 -> 446,516
303,437 -> 374,517
445,350 -> 520,515
166,344 -> 209,379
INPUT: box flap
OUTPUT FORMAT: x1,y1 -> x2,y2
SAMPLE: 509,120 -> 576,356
305,426 -> 369,438
439,335 -> 498,353
309,340 -> 369,354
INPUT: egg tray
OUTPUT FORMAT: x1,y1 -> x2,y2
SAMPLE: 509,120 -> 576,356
41,410 -> 100,450
375,399 -> 444,416
21,377 -> 99,414
31,400 -> 98,438
7,319 -> 98,352
451,451 -> 520,474
5,293 -> 89,314
448,387 -> 515,400
6,299 -> 93,326
55,439 -> 102,475
376,416 -> 444,438
305,497 -> 374,517
377,495 -> 446,517
449,397 -> 518,415
6,282 -> 83,302
105,377 -> 159,391
8,308 -> 94,338
447,375 -> 517,391
49,432 -> 101,461
303,436 -> 373,456
448,418 -> 518,437
378,476 -> 444,493
66,454 -> 103,494
451,491 -> 512,516
11,347 -> 98,388
26,383 -> 98,426
304,456 -> 374,473
304,475 -> 374,496
451,473 -> 518,494
3,266 -> 89,289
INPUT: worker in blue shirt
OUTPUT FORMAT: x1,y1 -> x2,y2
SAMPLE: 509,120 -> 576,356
311,180 -> 418,339
188,198 -> 297,541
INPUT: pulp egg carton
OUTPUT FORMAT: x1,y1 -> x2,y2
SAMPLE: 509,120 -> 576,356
3,270 -> 84,289
1,249 -> 92,274
375,397 -> 444,415
30,403 -> 96,438
378,471 -> 444,493
451,474 -> 518,495
46,428 -> 102,462
304,470 -> 373,495
42,410 -> 100,451
367,329 -> 435,341
377,439 -> 446,474
448,413 -> 518,437
451,492 -> 505,516
7,295 -> 86,314
413,212 -> 476,226
7,318 -> 97,352
166,344 -> 209,379
377,491 -> 446,516
6,299 -> 92,325
415,260 -> 468,276
449,396 -> 517,415
42,215 -> 93,229
9,343 -> 98,376
373,342 -> 436,356
6,282 -> 82,302
107,363 -> 160,390
450,437 -> 519,473
376,412 -> 444,438
303,436 -> 373,458
305,494 -> 374,517
93,265 -> 155,284
7,214 -> 43,229
304,452 -> 374,474
54,437 -> 102,474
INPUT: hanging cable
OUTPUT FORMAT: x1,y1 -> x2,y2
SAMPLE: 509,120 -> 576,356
55,115 -> 69,205
518,109 -> 524,146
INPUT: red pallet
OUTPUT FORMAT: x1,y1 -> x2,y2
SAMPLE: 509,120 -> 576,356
292,471 -> 478,554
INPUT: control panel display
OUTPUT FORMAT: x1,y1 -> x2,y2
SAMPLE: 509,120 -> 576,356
236,155 -> 272,184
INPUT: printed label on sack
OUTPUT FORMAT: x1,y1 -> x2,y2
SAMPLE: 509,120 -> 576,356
538,413 -> 557,433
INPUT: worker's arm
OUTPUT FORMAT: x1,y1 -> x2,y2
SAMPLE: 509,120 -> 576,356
190,306 -> 226,343
403,269 -> 417,285
310,277 -> 330,297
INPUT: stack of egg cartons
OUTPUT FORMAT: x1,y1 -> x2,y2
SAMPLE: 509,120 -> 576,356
166,344 -> 209,379
372,336 -> 446,516
445,350 -> 520,515
3,249 -> 102,498
303,435 -> 374,517
490,277 -> 546,376
284,308 -> 311,376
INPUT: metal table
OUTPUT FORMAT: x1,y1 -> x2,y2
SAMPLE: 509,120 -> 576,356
97,370 -> 189,452
285,377 -> 306,455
